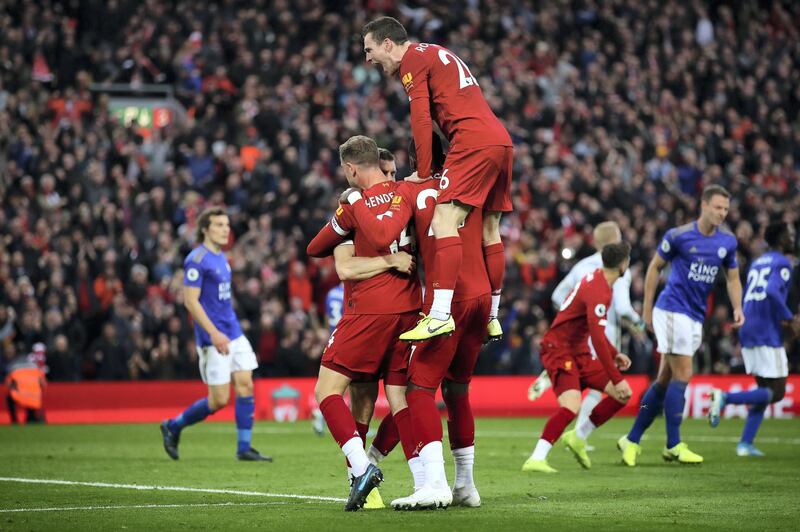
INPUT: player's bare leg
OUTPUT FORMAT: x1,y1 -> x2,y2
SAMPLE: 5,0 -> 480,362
232,371 -> 271,461
523,389 -> 580,473
661,354 -> 702,464
482,211 -> 505,342
400,202 -> 470,342
442,380 -> 480,508
348,382 -> 383,508
565,383 -> 629,469
315,367 -> 383,511
392,382 -> 453,510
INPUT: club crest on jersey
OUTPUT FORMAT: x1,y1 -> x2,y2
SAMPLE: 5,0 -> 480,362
187,268 -> 199,281
594,304 -> 607,317
718,247 -> 727,259
565,360 -> 573,370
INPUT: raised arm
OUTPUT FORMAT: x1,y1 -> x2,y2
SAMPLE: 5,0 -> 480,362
401,53 -> 433,178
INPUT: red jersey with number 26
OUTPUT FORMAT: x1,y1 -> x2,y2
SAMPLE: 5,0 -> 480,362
542,269 -> 623,384
399,43 -> 512,178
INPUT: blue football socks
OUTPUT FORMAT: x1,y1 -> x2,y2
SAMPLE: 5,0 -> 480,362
664,380 -> 688,449
724,387 -> 773,405
741,403 -> 767,445
168,398 -> 213,433
628,382 -> 666,444
235,395 -> 255,454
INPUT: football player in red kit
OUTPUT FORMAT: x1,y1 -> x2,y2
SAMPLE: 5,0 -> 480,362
361,16 -> 511,343
309,136 -> 422,511
522,242 -> 634,473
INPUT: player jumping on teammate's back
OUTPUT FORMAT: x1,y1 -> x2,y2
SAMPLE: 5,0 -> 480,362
160,207 -> 271,462
361,16 -> 512,342
522,242 -> 634,473
708,221 -> 799,456
619,185 -> 743,466
528,221 -> 644,453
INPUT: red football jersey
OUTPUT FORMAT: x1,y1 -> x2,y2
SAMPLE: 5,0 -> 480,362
399,43 -> 512,178
306,180 -> 421,316
542,269 -> 623,384
348,179 -> 490,307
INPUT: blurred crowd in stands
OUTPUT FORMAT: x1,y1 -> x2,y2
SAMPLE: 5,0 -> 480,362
1,0 -> 799,382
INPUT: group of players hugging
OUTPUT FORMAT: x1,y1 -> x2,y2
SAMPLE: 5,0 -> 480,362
158,17 -> 798,512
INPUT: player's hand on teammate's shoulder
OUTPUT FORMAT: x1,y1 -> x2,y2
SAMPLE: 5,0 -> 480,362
338,187 -> 363,205
615,353 -> 632,371
211,330 -> 231,355
388,251 -> 416,275
613,379 -> 633,402
403,171 -> 432,183
731,308 -> 745,329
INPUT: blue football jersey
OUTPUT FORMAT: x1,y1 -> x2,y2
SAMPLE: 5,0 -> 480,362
655,222 -> 738,322
739,251 -> 794,348
325,283 -> 344,332
183,245 -> 242,347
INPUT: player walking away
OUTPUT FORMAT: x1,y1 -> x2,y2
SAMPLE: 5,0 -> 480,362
529,222 -> 643,452
618,185 -> 744,466
160,207 -> 271,462
341,134 -> 488,509
522,242 -> 634,473
709,221 -> 799,456
361,16 -> 512,343
308,136 -> 422,511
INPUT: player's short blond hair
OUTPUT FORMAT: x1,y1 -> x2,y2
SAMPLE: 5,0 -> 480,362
593,221 -> 622,250
339,135 -> 380,168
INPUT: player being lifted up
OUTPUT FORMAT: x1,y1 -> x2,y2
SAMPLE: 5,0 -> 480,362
709,221 -> 798,456
361,16 -> 512,342
308,136 -> 421,511
522,242 -> 634,473
619,185 -> 744,466
528,222 -> 643,452
160,207 -> 271,462
340,133 -> 489,509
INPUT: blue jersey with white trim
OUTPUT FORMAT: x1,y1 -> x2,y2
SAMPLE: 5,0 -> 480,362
739,251 -> 794,348
325,283 -> 344,332
655,222 -> 738,322
183,245 -> 242,347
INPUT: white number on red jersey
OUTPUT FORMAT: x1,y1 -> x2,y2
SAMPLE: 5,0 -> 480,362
438,50 -> 478,90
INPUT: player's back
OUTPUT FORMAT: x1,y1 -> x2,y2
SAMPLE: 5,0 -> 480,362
400,44 -> 511,151
740,251 -> 793,348
655,221 -> 738,322
544,269 -> 612,351
338,181 -> 421,315
400,180 -> 490,311
184,245 -> 241,346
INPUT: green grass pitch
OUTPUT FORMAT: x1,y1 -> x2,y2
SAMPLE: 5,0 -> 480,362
1,417 -> 798,531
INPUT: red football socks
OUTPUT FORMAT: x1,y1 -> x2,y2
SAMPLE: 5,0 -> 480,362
319,394 -> 358,448
393,407 -> 418,460
372,413 -> 400,456
541,407 -> 576,444
482,242 -> 505,293
431,236 -> 462,293
406,388 -> 443,451
444,391 -> 474,450
589,396 -> 626,428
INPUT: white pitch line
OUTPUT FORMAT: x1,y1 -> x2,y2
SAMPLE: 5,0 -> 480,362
0,502 -> 287,514
0,477 -> 346,503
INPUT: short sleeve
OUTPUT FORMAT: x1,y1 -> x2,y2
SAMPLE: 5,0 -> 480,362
723,239 -> 738,270
184,259 -> 204,288
657,229 -> 677,261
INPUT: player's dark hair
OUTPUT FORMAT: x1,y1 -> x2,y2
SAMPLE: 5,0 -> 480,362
362,17 -> 409,45
196,206 -> 228,243
408,133 -> 446,174
339,135 -> 380,167
378,148 -> 395,162
701,184 -> 730,202
601,241 -> 631,269
764,221 -> 790,249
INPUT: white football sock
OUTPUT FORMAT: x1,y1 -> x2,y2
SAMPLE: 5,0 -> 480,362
576,418 -> 597,440
489,294 -> 501,320
342,436 -> 369,477
430,289 -> 454,321
575,389 -> 603,431
419,441 -> 447,487
531,439 -> 552,461
367,445 -> 386,466
452,445 -> 475,489
408,456 -> 426,490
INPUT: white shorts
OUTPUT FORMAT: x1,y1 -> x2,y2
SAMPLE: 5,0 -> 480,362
652,308 -> 703,357
741,346 -> 788,379
197,335 -> 258,386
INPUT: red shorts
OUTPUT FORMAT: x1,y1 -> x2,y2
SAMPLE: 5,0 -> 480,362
321,312 -> 419,385
437,145 -> 513,212
407,295 -> 491,389
541,343 -> 610,397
